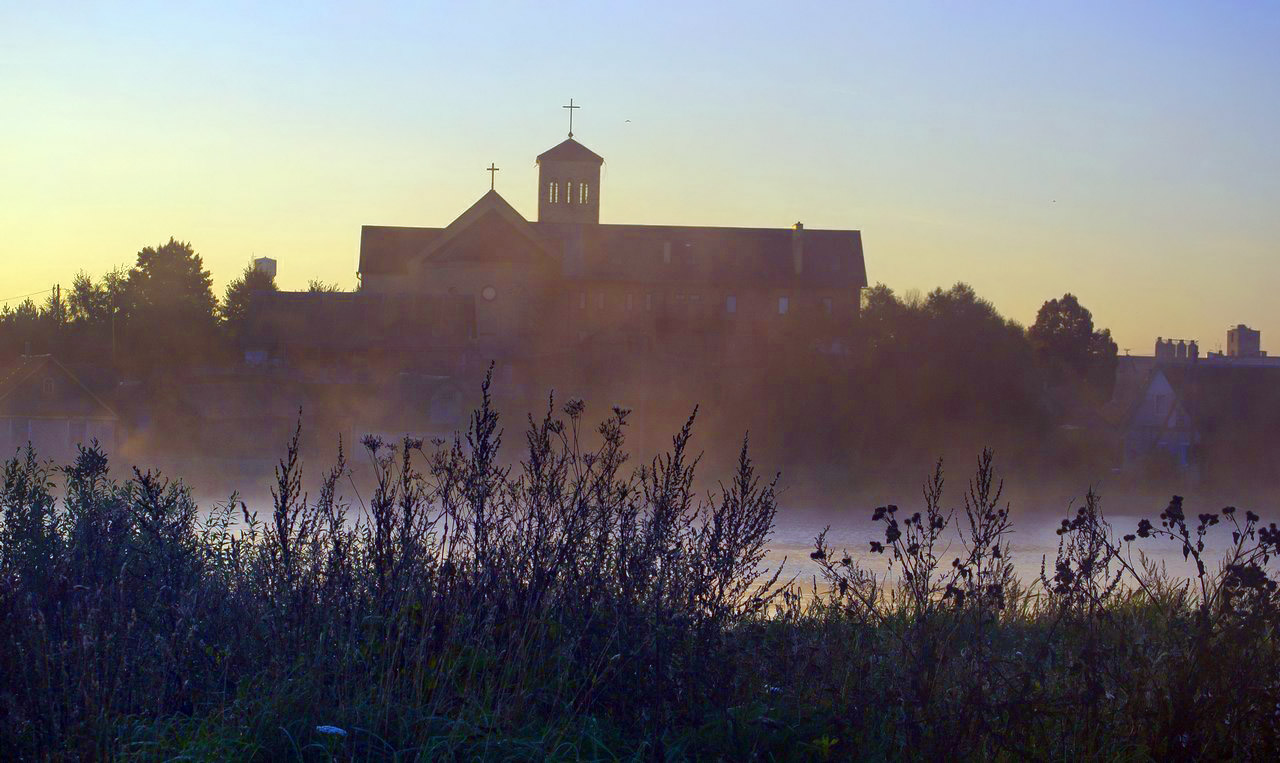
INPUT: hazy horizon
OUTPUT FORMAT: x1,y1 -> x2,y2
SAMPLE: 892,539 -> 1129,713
4,1 -> 1279,354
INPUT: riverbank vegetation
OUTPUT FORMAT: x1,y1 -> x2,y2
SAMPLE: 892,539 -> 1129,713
2,379 -> 1277,760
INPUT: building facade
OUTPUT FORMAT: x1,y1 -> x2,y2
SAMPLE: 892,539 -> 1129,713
357,136 -> 869,369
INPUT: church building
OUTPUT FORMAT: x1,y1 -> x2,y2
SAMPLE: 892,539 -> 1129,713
355,121 -> 868,370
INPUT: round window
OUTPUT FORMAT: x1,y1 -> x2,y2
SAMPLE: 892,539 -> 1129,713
481,286 -> 497,302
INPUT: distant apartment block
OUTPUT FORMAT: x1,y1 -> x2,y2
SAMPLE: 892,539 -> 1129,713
1227,324 -> 1262,358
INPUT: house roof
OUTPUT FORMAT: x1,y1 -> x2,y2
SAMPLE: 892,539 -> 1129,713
0,355 -> 118,419
536,138 -> 604,164
360,206 -> 868,289
538,222 -> 866,288
1159,364 -> 1280,438
360,225 -> 445,275
243,292 -> 476,351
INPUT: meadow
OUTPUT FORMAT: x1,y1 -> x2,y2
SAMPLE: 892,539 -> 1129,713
2,378 -> 1278,760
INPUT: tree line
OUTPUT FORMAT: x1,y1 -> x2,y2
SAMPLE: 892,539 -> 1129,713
0,238 -> 342,373
2,237 -> 1120,481
744,282 -> 1119,487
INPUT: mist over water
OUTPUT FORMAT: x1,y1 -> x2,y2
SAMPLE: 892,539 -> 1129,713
185,443 -> 1272,594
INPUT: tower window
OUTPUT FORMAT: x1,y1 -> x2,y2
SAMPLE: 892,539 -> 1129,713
566,181 -> 574,203
726,295 -> 737,314
778,296 -> 789,315
580,182 -> 590,204
548,181 -> 559,203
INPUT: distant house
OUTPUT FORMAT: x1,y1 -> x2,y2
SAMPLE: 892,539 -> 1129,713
1124,364 -> 1280,483
0,355 -> 118,462
242,291 -> 476,371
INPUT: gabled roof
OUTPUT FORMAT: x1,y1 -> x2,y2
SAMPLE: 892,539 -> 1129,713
536,138 -> 604,165
0,355 -> 118,419
1159,364 -> 1280,438
359,191 -> 556,276
413,190 -> 555,265
361,218 -> 867,288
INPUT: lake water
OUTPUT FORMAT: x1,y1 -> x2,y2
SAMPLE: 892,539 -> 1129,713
765,504 -> 1266,595
198,483 -> 1272,597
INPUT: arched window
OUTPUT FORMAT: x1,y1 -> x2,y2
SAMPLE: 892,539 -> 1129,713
565,181 -> 574,203
548,181 -> 558,203
580,182 -> 590,204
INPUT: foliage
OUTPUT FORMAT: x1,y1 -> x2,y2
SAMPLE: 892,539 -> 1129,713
1029,292 -> 1119,400
123,237 -> 219,368
306,279 -> 344,293
221,262 -> 279,340
845,282 -> 1048,469
1,386 -> 1277,759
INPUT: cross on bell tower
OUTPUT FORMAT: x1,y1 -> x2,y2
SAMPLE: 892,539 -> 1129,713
536,99 -> 604,224
562,98 -> 580,138
486,162 -> 500,190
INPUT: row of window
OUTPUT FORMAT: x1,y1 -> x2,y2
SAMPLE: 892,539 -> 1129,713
575,292 -> 836,316
653,242 -> 843,271
547,180 -> 591,205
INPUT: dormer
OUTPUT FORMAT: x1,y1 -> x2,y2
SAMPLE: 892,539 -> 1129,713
536,138 -> 604,224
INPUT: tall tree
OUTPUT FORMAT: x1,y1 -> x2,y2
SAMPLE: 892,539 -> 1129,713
68,268 -> 129,328
221,262 -> 278,341
124,238 -> 218,370
1029,293 -> 1118,399
0,298 -> 44,357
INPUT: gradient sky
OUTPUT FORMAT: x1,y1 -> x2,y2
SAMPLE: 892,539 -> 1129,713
2,1 -> 1277,354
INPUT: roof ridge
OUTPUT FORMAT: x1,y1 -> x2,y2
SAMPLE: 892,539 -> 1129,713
0,356 -> 48,405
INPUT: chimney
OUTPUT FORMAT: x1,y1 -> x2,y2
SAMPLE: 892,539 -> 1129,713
791,221 -> 804,275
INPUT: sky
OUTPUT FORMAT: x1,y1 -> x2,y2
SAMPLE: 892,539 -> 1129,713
2,1 -> 1277,354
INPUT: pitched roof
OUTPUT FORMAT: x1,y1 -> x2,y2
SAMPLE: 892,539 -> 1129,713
0,355 -> 117,419
244,292 -> 476,351
360,217 -> 867,289
360,225 -> 445,275
536,138 -> 604,164
1160,364 -> 1280,438
415,190 -> 555,264
537,222 -> 867,288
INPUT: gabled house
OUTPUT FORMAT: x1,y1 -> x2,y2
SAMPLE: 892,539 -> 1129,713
0,355 -> 118,462
1124,364 -> 1280,483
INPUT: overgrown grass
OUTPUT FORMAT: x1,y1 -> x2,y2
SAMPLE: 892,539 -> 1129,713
2,373 -> 1278,760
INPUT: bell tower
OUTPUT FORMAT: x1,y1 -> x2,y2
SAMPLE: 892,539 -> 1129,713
537,99 -> 604,224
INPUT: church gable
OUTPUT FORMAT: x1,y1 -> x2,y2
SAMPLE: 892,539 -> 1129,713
424,210 -> 553,266
410,190 -> 556,272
